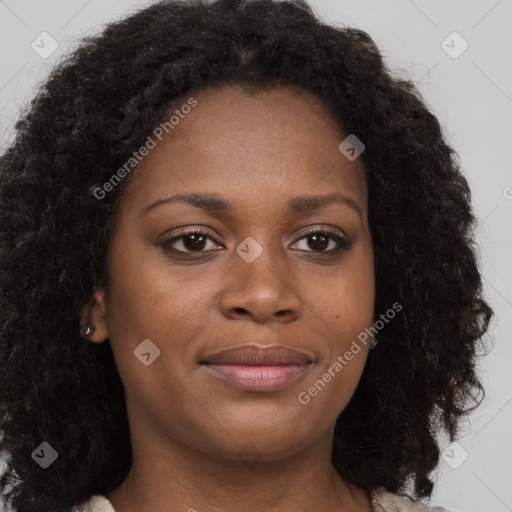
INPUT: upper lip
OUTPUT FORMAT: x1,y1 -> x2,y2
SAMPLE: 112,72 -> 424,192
201,344 -> 314,366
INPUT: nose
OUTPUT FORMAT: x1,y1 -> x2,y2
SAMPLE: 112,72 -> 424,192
219,242 -> 303,323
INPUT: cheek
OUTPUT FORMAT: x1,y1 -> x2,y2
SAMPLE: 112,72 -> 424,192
105,229 -> 196,337
102,234 -> 177,376
296,282 -> 373,426
103,235 -> 224,388
306,247 -> 375,341
300,246 -> 374,401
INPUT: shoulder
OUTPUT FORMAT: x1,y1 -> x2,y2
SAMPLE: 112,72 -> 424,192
73,489 -> 453,512
71,495 -> 116,512
371,487 -> 452,512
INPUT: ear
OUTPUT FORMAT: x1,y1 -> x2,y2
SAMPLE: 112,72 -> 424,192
80,288 -> 109,343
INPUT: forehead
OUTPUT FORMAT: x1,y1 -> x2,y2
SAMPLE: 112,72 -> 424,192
122,84 -> 367,213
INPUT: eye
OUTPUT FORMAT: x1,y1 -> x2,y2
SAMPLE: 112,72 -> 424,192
160,228 -> 223,255
160,226 -> 353,259
292,228 -> 353,254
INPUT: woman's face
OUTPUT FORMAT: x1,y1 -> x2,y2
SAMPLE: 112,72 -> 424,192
88,85 -> 375,461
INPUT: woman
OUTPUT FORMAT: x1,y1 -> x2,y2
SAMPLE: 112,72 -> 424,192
0,0 -> 492,511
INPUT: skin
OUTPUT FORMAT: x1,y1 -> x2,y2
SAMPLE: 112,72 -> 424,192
82,84 -> 375,512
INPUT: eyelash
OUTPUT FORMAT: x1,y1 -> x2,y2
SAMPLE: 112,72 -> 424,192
160,227 -> 354,258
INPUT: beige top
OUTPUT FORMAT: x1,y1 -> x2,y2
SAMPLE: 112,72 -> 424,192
72,488 -> 451,512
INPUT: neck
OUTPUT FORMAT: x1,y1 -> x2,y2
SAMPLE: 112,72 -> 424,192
106,425 -> 371,512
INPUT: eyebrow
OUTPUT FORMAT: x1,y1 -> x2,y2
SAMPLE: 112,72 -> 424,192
142,192 -> 362,219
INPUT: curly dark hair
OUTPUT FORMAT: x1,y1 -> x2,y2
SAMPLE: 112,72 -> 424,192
0,0 -> 493,510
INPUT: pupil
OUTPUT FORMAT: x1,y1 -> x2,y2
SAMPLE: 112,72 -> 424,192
184,234 -> 206,251
309,233 -> 328,251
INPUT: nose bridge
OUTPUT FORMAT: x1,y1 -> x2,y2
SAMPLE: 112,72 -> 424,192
235,231 -> 288,291
219,231 -> 302,320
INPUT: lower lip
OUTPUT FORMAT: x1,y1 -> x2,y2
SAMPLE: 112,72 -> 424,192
202,364 -> 310,392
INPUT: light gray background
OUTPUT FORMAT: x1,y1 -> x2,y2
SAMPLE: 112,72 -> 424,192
0,1 -> 511,511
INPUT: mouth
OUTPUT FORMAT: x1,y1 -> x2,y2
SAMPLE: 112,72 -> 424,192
199,344 -> 314,392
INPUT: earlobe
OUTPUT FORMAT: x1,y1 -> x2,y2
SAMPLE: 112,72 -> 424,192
80,288 -> 109,343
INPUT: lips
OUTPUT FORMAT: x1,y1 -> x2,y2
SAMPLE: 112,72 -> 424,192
200,344 -> 314,392
201,345 -> 313,366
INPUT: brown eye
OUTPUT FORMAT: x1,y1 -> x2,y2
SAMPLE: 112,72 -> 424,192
302,232 -> 334,251
161,229 -> 223,255
292,229 -> 353,254
177,233 -> 208,252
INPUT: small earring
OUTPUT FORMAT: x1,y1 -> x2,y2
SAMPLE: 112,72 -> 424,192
83,325 -> 95,337
370,336 -> 378,350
